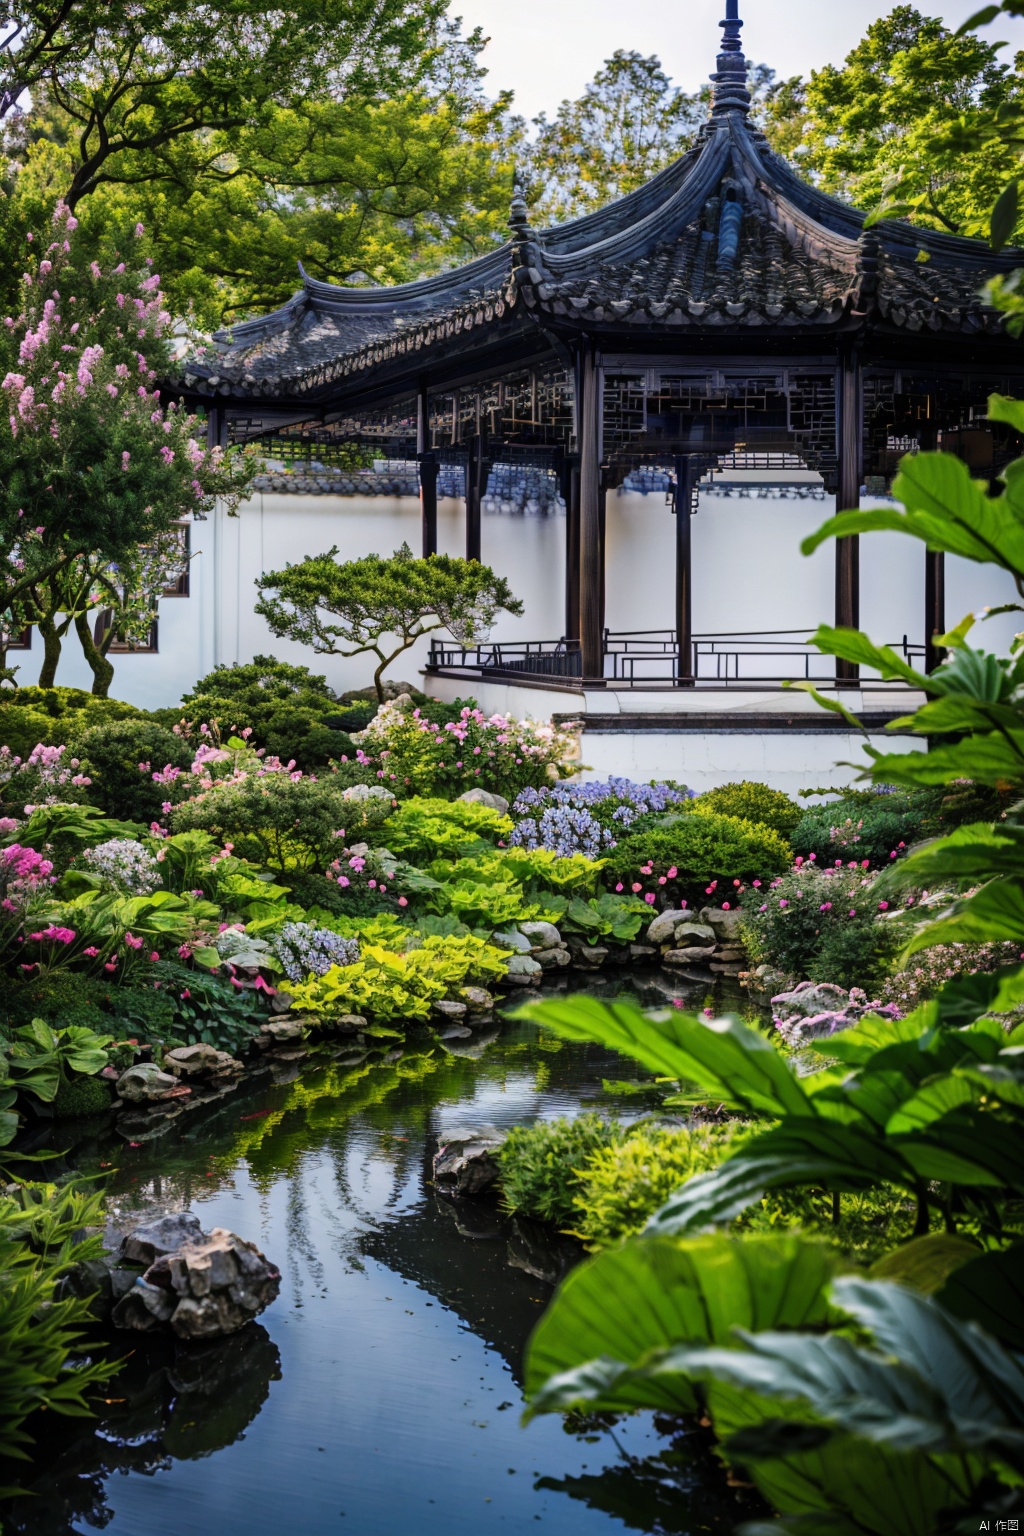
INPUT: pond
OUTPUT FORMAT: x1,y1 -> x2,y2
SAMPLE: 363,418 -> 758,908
2,973 -> 764,1536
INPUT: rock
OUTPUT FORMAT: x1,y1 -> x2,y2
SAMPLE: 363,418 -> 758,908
460,985 -> 495,1011
505,955 -> 542,979
576,945 -> 609,968
438,1026 -> 473,1040
535,946 -> 571,970
433,1126 -> 506,1196
664,946 -> 717,965
341,783 -> 395,803
111,1223 -> 280,1340
647,909 -> 687,945
670,922 -> 717,948
328,1014 -> 367,1035
163,1044 -> 243,1080
716,946 -> 747,962
492,929 -> 533,954
256,1018 -> 308,1048
433,999 -> 468,1020
772,980 -> 852,1019
700,906 -> 745,942
711,962 -> 744,975
630,944 -> 658,960
115,1064 -> 185,1103
122,1212 -> 206,1265
771,981 -> 901,1045
518,920 -> 562,951
458,787 -> 510,815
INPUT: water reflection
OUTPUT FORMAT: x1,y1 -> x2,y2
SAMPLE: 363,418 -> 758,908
1,976 -> 765,1535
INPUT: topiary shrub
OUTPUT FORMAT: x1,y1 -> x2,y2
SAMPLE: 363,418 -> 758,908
603,814 -> 792,907
0,687 -> 145,758
572,1124 -> 737,1247
73,719 -> 193,823
693,781 -> 802,839
52,1075 -> 112,1119
497,1114 -> 625,1227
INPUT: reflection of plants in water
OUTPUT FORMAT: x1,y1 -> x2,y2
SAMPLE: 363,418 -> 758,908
1,1326 -> 281,1536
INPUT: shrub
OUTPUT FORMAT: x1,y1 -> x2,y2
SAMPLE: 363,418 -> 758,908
355,700 -> 581,800
52,1075 -> 112,1118
288,934 -> 510,1022
881,941 -> 1024,1013
0,686 -> 144,759
741,864 -> 908,988
791,789 -> 924,866
150,961 -> 265,1054
383,796 -> 513,862
175,656 -> 367,770
73,719 -> 192,823
603,814 -> 792,907
573,1124 -> 737,1247
169,773 -> 393,871
510,778 -> 692,858
692,781 -> 802,839
498,1114 -> 625,1227
0,742 -> 94,818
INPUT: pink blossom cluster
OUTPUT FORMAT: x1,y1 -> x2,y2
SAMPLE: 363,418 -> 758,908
0,842 -> 55,913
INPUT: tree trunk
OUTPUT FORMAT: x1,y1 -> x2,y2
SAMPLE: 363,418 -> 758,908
37,616 -> 62,688
74,612 -> 115,697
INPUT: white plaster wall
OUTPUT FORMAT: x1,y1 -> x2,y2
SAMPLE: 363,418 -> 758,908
577,730 -> 926,798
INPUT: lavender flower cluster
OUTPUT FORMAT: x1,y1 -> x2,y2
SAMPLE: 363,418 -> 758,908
82,838 -> 163,895
510,777 -> 691,858
273,922 -> 360,984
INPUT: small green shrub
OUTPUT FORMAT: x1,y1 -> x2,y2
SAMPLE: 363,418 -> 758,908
52,1075 -> 112,1118
573,1124 -> 737,1247
741,865 -> 906,988
289,934 -> 510,1022
693,781 -> 802,839
0,687 -> 145,758
150,961 -> 265,1054
497,1114 -> 624,1227
791,791 -> 924,867
384,796 -> 513,862
603,814 -> 791,905
74,719 -> 193,823
809,917 -> 906,991
169,774 -> 393,871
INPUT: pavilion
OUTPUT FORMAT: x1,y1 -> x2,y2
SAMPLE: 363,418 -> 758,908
181,1 -> 1024,697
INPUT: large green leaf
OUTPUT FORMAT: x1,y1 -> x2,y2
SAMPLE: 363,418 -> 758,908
868,1235 -> 982,1295
892,1109 -> 1024,1188
806,626 -> 928,687
516,996 -> 812,1118
936,1242 -> 1024,1350
933,964 -> 1024,1027
882,822 -> 1024,887
902,879 -> 1024,953
524,1233 -> 839,1417
865,732 -> 1024,790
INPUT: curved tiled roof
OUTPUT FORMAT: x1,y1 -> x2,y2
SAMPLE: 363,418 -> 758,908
182,6 -> 1020,402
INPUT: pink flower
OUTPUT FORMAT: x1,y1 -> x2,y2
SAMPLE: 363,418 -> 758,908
658,876 -> 667,886
721,902 -> 731,911
337,876 -> 351,888
631,882 -> 642,893
104,961 -> 118,972
124,931 -> 143,949
878,900 -> 889,911
149,951 -> 160,961
398,896 -> 408,907
752,880 -> 761,889
644,892 -> 656,905
83,945 -> 100,957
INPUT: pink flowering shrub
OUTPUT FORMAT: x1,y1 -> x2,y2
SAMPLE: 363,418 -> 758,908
0,742 -> 92,816
881,941 -> 1024,1013
1,842 -> 56,918
349,701 -> 581,801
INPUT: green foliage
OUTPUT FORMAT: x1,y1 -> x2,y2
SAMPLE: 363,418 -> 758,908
0,687 -> 144,757
73,718 -> 192,823
176,656 -> 367,770
602,814 -> 792,904
150,961 -> 264,1054
3,1018 -> 114,1109
289,934 -> 509,1022
571,1124 -> 737,1248
694,782 -> 802,839
791,790 -> 923,866
0,1179 -> 116,1462
255,543 -> 523,702
382,795 -> 513,861
169,773 -> 392,872
559,892 -> 650,944
741,865 -> 906,988
52,1074 -> 111,1118
497,1114 -> 625,1227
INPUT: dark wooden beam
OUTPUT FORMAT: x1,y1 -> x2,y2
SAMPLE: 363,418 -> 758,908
836,351 -> 862,684
578,347 -> 604,678
925,551 -> 946,673
466,432 -> 484,562
420,454 -> 439,558
562,458 -> 580,641
675,456 -> 698,684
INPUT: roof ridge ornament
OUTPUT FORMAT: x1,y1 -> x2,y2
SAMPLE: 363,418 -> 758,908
711,0 -> 752,119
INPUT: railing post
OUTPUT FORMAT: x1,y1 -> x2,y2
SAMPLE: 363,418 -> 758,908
578,346 -> 604,679
925,551 -> 946,673
675,455 -> 697,685
835,350 -> 862,686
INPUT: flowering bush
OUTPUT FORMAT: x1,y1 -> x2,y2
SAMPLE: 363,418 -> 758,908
350,701 -> 580,800
273,922 -> 360,984
881,940 -> 1024,1013
81,838 -> 162,896
73,719 -> 192,823
603,815 -> 792,908
510,777 -> 691,858
792,790 -> 924,866
741,862 -> 909,989
0,743 -> 92,816
0,843 -> 55,922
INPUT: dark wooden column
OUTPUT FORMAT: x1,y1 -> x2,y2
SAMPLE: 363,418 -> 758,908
417,384 -> 438,556
466,432 -> 484,562
836,351 -> 862,685
561,457 -> 581,642
925,551 -> 946,673
675,456 -> 698,684
578,347 -> 604,679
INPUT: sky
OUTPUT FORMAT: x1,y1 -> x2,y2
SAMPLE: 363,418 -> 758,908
452,0 -> 1024,120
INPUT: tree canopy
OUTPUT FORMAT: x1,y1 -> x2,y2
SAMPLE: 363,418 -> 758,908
255,544 -> 524,701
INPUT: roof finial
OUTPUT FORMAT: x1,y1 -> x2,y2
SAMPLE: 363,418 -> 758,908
711,0 -> 751,118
